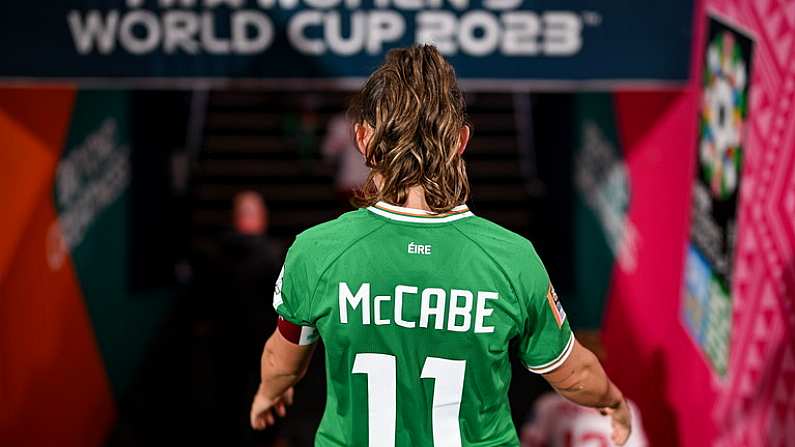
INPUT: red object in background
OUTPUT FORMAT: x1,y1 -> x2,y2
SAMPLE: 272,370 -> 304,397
603,88 -> 707,446
602,1 -> 795,445
0,88 -> 116,447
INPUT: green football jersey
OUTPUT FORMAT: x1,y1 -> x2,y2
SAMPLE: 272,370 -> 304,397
274,201 -> 573,447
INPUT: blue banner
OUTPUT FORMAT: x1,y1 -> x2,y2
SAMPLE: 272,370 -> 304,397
0,1 -> 693,87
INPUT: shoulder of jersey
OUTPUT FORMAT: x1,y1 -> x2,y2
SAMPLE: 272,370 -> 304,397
456,215 -> 538,258
290,209 -> 381,255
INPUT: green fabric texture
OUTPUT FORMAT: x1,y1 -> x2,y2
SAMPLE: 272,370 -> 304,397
276,205 -> 572,446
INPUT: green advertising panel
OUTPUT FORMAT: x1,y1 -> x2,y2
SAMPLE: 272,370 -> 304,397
52,90 -> 174,396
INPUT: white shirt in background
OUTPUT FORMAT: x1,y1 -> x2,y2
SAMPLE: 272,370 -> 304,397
322,114 -> 370,191
521,394 -> 648,447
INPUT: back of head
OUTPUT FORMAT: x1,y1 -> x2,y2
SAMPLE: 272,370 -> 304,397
349,44 -> 470,213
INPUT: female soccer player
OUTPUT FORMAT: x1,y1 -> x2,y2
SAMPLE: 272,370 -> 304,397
250,45 -> 631,446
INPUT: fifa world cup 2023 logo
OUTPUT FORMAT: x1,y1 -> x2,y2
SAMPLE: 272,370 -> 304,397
699,31 -> 748,200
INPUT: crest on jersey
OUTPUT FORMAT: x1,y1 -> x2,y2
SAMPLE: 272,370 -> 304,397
273,265 -> 284,310
546,283 -> 567,328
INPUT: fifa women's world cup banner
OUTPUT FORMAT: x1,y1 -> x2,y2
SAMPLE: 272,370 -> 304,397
0,0 -> 692,87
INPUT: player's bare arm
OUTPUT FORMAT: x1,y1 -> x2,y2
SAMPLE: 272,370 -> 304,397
250,328 -> 315,430
543,338 -> 631,445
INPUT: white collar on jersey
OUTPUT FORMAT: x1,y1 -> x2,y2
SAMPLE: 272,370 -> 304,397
366,201 -> 474,223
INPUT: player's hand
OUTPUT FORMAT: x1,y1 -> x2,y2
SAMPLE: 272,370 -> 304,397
250,386 -> 294,430
600,398 -> 631,445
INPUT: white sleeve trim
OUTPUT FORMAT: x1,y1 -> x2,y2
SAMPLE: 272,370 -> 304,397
524,332 -> 575,374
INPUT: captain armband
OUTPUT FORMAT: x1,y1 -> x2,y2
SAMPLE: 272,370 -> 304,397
277,316 -> 319,346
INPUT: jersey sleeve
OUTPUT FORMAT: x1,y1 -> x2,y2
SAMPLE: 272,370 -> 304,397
515,249 -> 574,374
272,241 -> 317,328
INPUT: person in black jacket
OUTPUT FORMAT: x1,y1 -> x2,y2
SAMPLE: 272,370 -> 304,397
211,191 -> 284,447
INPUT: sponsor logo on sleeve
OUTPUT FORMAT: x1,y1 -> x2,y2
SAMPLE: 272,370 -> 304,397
546,284 -> 567,328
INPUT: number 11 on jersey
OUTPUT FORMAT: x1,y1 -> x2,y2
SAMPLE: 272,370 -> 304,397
352,353 -> 467,447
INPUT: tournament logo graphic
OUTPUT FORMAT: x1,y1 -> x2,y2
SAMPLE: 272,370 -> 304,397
546,284 -> 567,328
699,30 -> 748,200
683,16 -> 753,378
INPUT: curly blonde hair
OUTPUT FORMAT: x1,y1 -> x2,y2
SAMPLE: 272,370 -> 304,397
348,44 -> 470,214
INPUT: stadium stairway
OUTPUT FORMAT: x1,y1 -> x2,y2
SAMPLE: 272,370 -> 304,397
190,90 -> 539,257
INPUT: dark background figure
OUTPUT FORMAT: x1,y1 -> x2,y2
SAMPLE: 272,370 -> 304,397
207,191 -> 285,447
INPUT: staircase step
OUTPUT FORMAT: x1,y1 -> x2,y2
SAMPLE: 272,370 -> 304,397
192,90 -> 531,261
196,159 -> 334,178
202,135 -> 518,158
208,91 -> 350,110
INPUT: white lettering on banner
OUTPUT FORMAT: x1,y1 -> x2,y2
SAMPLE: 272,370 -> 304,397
393,0 -> 423,10
427,0 -> 469,10
201,12 -> 231,53
257,0 -> 301,9
367,11 -> 404,54
119,10 -> 162,54
416,10 -> 584,56
304,0 -> 339,8
288,11 -> 324,55
68,9 -> 275,55
501,12 -> 539,56
458,11 -> 500,56
483,0 -> 521,10
68,11 -> 119,54
325,12 -> 365,55
232,11 -> 273,53
415,11 -> 456,53
156,0 -> 199,7
48,119 -> 130,271
287,11 -> 404,56
67,6 -> 599,57
338,282 -> 499,334
543,12 -> 582,55
575,121 -> 639,272
164,11 -> 201,53
206,0 -> 246,7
